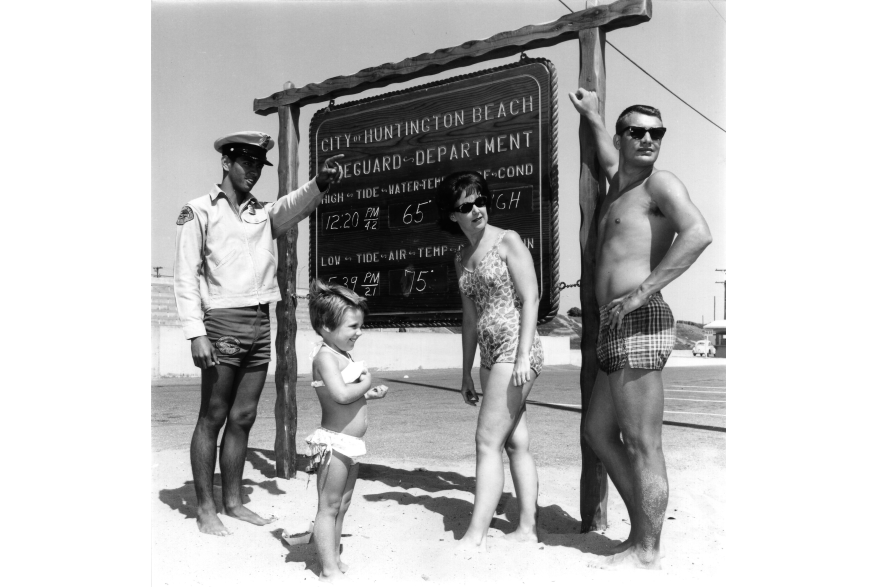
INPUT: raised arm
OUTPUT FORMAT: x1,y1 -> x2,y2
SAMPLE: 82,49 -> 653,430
270,154 -> 345,238
455,256 -> 480,406
501,231 -> 540,387
568,88 -> 619,180
313,352 -> 373,405
606,171 -> 712,330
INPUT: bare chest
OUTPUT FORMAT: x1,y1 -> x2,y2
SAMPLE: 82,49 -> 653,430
598,186 -> 665,242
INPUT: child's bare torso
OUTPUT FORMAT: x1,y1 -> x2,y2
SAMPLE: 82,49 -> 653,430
313,349 -> 369,437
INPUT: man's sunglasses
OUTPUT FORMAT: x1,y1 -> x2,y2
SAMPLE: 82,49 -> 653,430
622,126 -> 667,141
453,196 -> 489,214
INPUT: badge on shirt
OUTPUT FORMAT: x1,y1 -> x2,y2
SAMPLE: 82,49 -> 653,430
176,206 -> 194,225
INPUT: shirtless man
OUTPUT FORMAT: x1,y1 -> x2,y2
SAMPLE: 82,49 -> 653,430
569,89 -> 712,569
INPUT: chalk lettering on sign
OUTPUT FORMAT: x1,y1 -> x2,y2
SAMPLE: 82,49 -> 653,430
388,200 -> 437,229
325,271 -> 382,297
320,205 -> 386,234
491,186 -> 533,213
388,268 -> 449,296
310,60 -> 558,326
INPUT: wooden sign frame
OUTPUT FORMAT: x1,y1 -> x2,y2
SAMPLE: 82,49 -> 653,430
307,58 -> 559,328
255,0 -> 653,533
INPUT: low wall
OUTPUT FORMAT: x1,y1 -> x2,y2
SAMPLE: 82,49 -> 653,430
153,323 -> 571,378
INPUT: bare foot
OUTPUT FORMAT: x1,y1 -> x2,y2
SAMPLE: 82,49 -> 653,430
588,545 -> 661,570
504,527 -> 539,544
455,536 -> 487,558
338,559 -> 349,573
319,569 -> 349,583
224,504 -> 277,526
196,509 -> 231,536
605,536 -> 633,555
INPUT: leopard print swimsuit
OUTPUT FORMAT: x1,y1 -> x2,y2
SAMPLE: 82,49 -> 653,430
457,230 -> 544,375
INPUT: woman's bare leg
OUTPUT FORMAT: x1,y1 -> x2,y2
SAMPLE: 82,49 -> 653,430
458,363 -> 530,551
504,375 -> 538,542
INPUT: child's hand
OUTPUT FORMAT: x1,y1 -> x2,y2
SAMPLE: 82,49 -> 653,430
364,384 -> 388,399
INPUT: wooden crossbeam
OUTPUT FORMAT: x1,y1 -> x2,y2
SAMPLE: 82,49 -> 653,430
253,0 -> 651,115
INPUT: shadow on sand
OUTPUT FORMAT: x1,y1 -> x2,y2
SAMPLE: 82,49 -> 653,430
272,526 -> 321,574
158,451 -> 620,556
358,462 -> 620,554
157,448 -> 309,519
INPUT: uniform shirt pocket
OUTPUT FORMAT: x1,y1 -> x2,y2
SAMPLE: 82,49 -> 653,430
205,246 -> 243,291
209,246 -> 241,270
242,206 -> 269,225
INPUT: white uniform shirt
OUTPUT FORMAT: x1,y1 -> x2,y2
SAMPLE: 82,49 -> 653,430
174,179 -> 324,339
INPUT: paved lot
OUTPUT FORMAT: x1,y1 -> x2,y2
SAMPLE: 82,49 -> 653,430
153,364 -> 725,471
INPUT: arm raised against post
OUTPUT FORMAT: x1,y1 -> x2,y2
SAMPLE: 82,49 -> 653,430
253,0 -> 651,115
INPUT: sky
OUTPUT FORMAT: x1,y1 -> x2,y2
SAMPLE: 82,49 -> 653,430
152,0 -> 726,324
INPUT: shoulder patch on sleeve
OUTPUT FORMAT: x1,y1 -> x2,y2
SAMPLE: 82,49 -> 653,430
176,206 -> 194,225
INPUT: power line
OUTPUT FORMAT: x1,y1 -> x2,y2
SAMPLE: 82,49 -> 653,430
557,0 -> 576,12
556,0 -> 725,133
605,40 -> 725,133
706,0 -> 726,23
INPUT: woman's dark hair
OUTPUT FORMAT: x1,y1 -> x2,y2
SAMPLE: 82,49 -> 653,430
308,278 -> 369,332
434,171 -> 493,234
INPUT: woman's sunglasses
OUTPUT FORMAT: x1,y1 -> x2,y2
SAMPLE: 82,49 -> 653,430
622,126 -> 667,140
453,196 -> 489,214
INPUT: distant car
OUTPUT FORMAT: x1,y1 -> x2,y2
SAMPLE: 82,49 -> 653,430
692,340 -> 716,357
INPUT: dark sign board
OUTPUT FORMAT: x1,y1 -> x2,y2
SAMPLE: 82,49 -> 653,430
309,58 -> 559,327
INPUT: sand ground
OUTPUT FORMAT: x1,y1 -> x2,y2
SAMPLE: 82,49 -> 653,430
150,371 -> 726,587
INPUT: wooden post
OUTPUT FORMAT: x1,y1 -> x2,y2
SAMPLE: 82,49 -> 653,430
253,0 -> 652,510
274,81 -> 301,479
577,27 -> 609,532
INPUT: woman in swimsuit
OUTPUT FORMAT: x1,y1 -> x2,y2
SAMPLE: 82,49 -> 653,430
305,278 -> 388,582
435,171 -> 544,552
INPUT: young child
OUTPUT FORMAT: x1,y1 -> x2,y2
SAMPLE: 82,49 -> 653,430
306,278 -> 388,583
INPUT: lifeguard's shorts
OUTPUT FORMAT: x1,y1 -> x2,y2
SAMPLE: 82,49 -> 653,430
596,292 -> 675,374
203,304 -> 271,368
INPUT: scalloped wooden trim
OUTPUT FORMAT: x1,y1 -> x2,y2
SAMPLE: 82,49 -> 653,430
254,0 -> 650,115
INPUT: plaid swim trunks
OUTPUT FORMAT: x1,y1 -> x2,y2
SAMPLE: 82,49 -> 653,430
596,292 -> 675,373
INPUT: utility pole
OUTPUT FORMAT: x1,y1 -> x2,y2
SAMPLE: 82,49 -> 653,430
715,269 -> 726,319
153,266 -> 163,278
